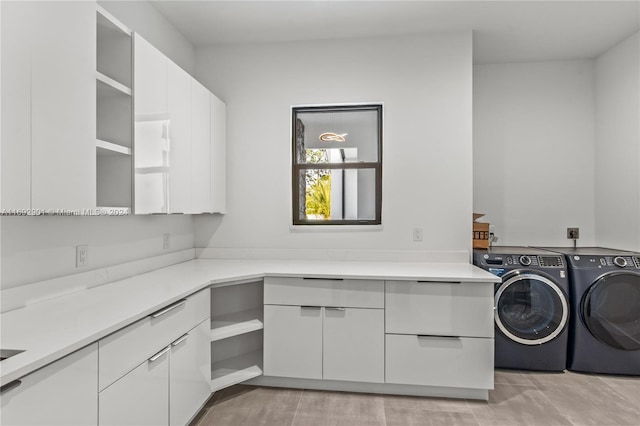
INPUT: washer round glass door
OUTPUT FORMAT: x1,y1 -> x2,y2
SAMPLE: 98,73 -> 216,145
582,272 -> 640,351
495,273 -> 569,345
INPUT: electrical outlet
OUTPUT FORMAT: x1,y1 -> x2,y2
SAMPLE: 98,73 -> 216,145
76,245 -> 89,268
567,227 -> 580,239
413,227 -> 423,242
163,233 -> 171,250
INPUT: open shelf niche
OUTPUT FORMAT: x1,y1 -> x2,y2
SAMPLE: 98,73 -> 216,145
96,5 -> 133,212
210,279 -> 264,392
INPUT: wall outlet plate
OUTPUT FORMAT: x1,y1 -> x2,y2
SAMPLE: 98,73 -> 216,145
413,228 -> 423,242
567,227 -> 579,239
76,245 -> 89,267
163,233 -> 171,250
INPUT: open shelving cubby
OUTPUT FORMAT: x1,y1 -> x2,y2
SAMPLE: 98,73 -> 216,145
96,5 -> 133,213
210,279 -> 264,392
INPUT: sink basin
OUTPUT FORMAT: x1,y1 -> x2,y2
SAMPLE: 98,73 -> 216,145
0,349 -> 25,361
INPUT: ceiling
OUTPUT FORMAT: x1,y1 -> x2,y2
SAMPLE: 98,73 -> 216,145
151,1 -> 640,64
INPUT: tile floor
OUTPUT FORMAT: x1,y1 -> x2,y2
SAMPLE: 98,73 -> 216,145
192,370 -> 640,426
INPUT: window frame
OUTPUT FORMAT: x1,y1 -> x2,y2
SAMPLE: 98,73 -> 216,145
291,103 -> 383,226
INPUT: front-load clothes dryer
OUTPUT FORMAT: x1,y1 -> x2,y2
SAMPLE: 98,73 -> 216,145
538,247 -> 640,375
473,247 -> 570,371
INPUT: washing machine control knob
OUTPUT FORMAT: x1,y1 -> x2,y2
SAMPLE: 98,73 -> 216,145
519,255 -> 532,266
613,256 -> 628,268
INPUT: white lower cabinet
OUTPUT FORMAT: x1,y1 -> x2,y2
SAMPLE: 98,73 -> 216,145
99,346 -> 170,426
170,321 -> 211,426
323,307 -> 384,383
263,305 -> 323,380
98,289 -> 211,426
385,334 -> 494,389
263,277 -> 385,384
385,280 -> 495,391
0,344 -> 98,426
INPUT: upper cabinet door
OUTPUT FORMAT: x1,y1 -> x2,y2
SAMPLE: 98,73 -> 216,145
167,61 -> 192,214
190,80 -> 211,214
210,93 -> 227,214
134,34 -> 169,214
1,1 -> 96,211
1,1 -> 33,210
30,1 -> 97,210
134,34 -> 168,117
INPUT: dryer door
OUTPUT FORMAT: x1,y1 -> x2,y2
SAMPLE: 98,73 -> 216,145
495,273 -> 569,345
582,272 -> 640,351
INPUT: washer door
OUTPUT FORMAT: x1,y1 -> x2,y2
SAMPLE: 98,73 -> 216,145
495,273 -> 569,345
582,272 -> 640,351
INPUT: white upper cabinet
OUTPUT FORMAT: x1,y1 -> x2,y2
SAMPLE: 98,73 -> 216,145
133,33 -> 227,215
190,79 -> 212,214
133,35 -> 168,118
134,34 -> 169,214
1,1 -> 97,211
1,1 -> 32,210
167,60 -> 193,214
210,93 -> 227,214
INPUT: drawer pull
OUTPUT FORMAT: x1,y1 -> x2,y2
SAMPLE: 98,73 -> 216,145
148,346 -> 171,363
150,299 -> 186,318
326,307 -> 346,311
417,281 -> 462,284
0,380 -> 22,395
172,334 -> 189,347
302,277 -> 344,281
417,335 -> 462,340
300,305 -> 321,309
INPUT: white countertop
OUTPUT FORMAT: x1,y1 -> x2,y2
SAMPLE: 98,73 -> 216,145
0,258 -> 498,385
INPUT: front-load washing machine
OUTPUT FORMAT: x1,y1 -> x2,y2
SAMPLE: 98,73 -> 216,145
538,247 -> 640,375
473,247 -> 570,371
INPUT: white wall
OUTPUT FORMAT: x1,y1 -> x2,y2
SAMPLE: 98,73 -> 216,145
194,32 -> 473,252
473,60 -> 596,247
595,32 -> 640,252
1,1 -> 197,290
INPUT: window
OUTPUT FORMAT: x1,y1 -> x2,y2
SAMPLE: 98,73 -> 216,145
292,104 -> 382,225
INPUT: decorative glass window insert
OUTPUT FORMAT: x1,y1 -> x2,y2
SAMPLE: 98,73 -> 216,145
292,104 -> 382,225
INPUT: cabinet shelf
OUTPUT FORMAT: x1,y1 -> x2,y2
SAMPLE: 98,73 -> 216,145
97,139 -> 132,156
210,350 -> 263,392
210,308 -> 264,342
96,72 -> 131,96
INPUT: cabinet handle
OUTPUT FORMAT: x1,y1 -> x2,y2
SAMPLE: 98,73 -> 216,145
417,335 -> 462,340
325,307 -> 346,311
300,306 -> 321,309
148,346 -> 171,363
150,299 -> 186,318
417,281 -> 462,284
172,334 -> 189,347
0,380 -> 22,395
302,277 -> 343,281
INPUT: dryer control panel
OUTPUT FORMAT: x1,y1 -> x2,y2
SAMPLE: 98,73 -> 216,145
568,255 -> 640,269
477,254 -> 564,268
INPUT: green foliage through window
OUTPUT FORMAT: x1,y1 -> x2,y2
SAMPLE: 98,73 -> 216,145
304,149 -> 330,219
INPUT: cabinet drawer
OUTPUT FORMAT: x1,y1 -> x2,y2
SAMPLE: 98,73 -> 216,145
99,346 -> 169,426
385,334 -> 494,389
385,280 -> 494,338
264,277 -> 383,308
98,288 -> 209,391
